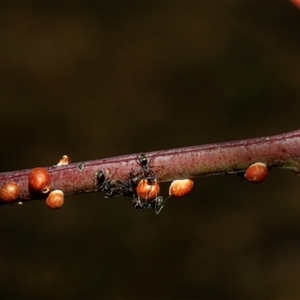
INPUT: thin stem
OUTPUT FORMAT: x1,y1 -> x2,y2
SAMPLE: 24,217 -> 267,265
1,129 -> 300,205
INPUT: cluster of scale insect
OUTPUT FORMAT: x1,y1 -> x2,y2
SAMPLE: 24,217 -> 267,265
94,153 -> 164,214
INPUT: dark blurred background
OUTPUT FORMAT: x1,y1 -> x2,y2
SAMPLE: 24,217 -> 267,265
1,2 -> 300,299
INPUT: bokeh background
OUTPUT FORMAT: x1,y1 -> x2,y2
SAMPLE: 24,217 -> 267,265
1,2 -> 300,299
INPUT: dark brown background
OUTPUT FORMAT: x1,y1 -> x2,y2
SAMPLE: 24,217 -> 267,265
1,2 -> 300,299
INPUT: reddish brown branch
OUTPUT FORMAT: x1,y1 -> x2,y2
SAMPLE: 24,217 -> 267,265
1,129 -> 300,206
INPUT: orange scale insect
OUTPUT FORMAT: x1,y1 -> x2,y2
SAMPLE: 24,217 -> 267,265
136,179 -> 160,201
169,179 -> 194,198
244,162 -> 268,184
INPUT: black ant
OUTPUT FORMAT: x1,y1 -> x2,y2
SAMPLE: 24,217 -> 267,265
94,154 -> 165,213
100,154 -> 154,199
114,178 -> 137,198
137,153 -> 149,168
94,169 -> 139,199
94,170 -> 123,198
94,170 -> 109,192
137,153 -> 156,184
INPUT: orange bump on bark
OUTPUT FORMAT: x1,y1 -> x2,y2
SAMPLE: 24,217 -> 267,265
0,182 -> 20,202
169,179 -> 194,197
136,179 -> 160,201
45,190 -> 64,210
28,167 -> 51,193
57,155 -> 71,166
245,162 -> 268,184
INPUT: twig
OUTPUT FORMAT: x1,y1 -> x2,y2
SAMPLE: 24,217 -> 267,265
1,129 -> 300,206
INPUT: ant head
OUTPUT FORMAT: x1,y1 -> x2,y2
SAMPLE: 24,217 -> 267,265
95,170 -> 105,183
137,153 -> 148,166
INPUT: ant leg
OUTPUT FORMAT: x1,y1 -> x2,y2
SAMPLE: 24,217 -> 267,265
154,196 -> 164,214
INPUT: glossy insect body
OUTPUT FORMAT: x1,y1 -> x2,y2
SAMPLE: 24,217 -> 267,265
28,167 -> 51,194
136,179 -> 160,201
137,153 -> 156,184
45,190 -> 64,209
94,170 -> 110,193
95,169 -> 140,198
94,170 -> 120,197
137,153 -> 149,168
0,182 -> 20,202
244,162 -> 268,183
169,179 -> 194,197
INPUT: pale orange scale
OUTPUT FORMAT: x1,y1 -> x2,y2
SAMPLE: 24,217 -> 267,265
45,190 -> 64,210
28,167 -> 51,193
57,155 -> 71,166
136,179 -> 160,201
169,179 -> 194,198
244,162 -> 268,184
0,182 -> 20,202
